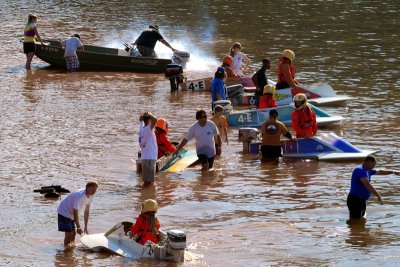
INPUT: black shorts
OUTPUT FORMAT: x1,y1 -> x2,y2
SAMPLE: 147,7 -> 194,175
23,42 -> 35,54
347,193 -> 367,219
275,82 -> 290,89
197,154 -> 215,168
261,145 -> 282,159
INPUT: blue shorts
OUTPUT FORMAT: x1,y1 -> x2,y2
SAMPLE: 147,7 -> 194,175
58,214 -> 75,232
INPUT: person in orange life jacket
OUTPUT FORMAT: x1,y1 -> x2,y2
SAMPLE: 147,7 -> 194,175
221,55 -> 239,78
258,84 -> 278,109
261,109 -> 294,161
155,118 -> 176,159
275,49 -> 300,90
130,199 -> 160,245
291,93 -> 317,138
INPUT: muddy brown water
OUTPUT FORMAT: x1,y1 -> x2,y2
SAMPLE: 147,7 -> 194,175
0,1 -> 399,266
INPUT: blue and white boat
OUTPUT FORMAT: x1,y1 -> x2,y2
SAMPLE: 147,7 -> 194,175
246,132 -> 375,161
227,104 -> 344,127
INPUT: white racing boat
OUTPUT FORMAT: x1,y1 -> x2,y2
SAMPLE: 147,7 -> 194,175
80,221 -> 186,262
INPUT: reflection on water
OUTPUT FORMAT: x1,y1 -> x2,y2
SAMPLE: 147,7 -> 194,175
0,0 -> 399,266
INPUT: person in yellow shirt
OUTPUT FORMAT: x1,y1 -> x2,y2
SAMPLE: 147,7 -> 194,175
211,105 -> 228,155
261,109 -> 294,161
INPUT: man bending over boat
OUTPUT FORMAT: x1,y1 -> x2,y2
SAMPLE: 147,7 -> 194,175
132,25 -> 176,57
175,110 -> 222,172
261,109 -> 294,161
347,155 -> 399,220
60,34 -> 84,71
57,181 -> 99,249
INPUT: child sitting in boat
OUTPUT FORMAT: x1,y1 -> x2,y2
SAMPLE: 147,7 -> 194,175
221,55 -> 238,78
258,84 -> 278,109
155,118 -> 176,159
211,105 -> 229,153
130,199 -> 160,245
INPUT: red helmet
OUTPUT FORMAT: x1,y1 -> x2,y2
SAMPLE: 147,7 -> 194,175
222,55 -> 233,66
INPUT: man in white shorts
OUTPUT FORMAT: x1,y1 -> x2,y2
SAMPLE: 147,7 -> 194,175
175,109 -> 222,171
139,112 -> 158,186
57,181 -> 99,249
60,34 -> 84,71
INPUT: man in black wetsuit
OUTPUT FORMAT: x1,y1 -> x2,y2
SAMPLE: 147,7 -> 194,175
132,25 -> 176,57
252,58 -> 270,96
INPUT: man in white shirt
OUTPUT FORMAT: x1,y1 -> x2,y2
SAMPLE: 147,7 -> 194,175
57,181 -> 98,249
60,34 -> 84,71
175,110 -> 222,171
139,112 -> 158,186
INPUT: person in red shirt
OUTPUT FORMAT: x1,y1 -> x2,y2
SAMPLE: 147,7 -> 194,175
291,93 -> 317,138
258,84 -> 278,109
155,118 -> 176,159
130,199 -> 160,245
221,55 -> 238,77
276,49 -> 300,90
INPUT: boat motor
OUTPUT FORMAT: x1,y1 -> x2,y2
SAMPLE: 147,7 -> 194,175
165,64 -> 184,92
238,128 -> 260,153
172,50 -> 190,69
212,100 -> 233,115
166,230 -> 186,250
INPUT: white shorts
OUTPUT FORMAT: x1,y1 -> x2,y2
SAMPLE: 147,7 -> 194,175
141,159 -> 156,182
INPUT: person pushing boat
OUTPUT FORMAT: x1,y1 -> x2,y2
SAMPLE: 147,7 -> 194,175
291,93 -> 317,138
132,25 -> 176,57
276,49 -> 300,90
60,34 -> 84,72
23,14 -> 45,69
347,155 -> 400,220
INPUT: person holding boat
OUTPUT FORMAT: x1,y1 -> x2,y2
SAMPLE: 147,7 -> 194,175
139,112 -> 158,187
347,155 -> 400,220
291,93 -> 317,138
210,67 -> 227,105
57,181 -> 99,249
175,110 -> 222,171
130,199 -> 161,245
155,118 -> 176,159
23,14 -> 45,70
252,58 -> 271,96
261,109 -> 294,161
60,34 -> 84,71
258,84 -> 278,109
132,25 -> 176,57
230,42 -> 250,77
276,49 -> 300,90
221,55 -> 239,77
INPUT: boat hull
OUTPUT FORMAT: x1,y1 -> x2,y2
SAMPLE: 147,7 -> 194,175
227,104 -> 344,127
34,40 -> 172,72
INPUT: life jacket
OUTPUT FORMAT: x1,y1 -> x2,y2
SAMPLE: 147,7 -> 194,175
222,64 -> 238,78
155,130 -> 176,159
24,22 -> 36,43
130,213 -> 160,245
277,62 -> 295,84
258,95 -> 278,109
291,106 -> 317,138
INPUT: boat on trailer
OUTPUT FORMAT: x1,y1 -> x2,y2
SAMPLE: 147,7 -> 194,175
227,104 -> 344,127
80,221 -> 186,262
33,40 -> 189,73
242,131 -> 375,161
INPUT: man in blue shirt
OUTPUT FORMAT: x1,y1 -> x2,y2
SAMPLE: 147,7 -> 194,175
210,67 -> 227,104
347,155 -> 399,219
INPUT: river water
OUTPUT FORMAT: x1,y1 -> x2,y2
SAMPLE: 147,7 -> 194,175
1,1 -> 399,266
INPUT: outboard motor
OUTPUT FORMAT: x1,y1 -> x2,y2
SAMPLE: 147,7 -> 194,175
172,50 -> 190,69
166,230 -> 186,250
238,127 -> 260,153
212,100 -> 233,115
165,64 -> 184,92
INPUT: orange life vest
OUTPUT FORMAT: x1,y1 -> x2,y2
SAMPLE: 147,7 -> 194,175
291,106 -> 317,138
130,213 -> 160,245
277,62 -> 296,84
258,95 -> 278,109
155,130 -> 176,159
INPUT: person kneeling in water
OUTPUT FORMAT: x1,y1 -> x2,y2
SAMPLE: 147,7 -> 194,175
155,118 -> 176,159
130,199 -> 160,245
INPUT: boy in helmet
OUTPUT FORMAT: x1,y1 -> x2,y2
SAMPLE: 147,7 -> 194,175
276,49 -> 300,90
291,93 -> 317,138
130,199 -> 160,244
155,118 -> 176,159
258,84 -> 278,109
221,55 -> 238,77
